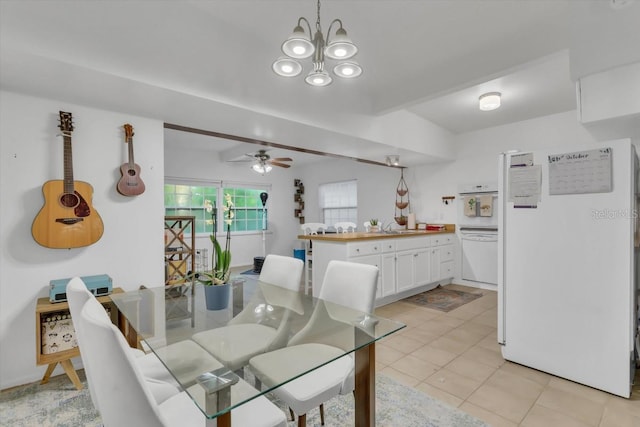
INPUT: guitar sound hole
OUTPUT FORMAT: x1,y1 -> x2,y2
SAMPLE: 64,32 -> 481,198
127,169 -> 137,177
60,193 -> 79,208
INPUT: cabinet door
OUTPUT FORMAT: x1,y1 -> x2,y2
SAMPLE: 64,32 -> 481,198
414,248 -> 430,286
349,254 -> 382,298
396,251 -> 415,292
441,260 -> 454,279
430,247 -> 441,282
381,253 -> 397,296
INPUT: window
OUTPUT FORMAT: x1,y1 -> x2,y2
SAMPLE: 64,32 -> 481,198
318,180 -> 357,226
164,180 -> 269,234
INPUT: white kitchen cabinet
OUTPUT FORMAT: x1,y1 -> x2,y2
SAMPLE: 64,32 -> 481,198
395,236 -> 431,292
381,252 -> 397,297
308,232 -> 455,303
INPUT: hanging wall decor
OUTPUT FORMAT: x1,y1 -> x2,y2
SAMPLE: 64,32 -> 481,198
395,169 -> 410,226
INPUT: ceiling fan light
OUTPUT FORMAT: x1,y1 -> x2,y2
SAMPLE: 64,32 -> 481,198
479,92 -> 501,111
333,61 -> 362,78
272,57 -> 302,77
325,28 -> 358,59
281,25 -> 315,59
252,163 -> 273,174
305,70 -> 332,86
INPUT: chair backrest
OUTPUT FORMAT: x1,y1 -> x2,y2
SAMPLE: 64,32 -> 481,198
300,223 -> 327,235
333,222 -> 357,233
319,260 -> 378,314
81,297 -> 167,427
66,277 -> 102,410
230,254 -> 304,327
288,260 -> 378,349
259,254 -> 304,291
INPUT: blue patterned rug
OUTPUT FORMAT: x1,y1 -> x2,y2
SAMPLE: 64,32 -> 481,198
0,370 -> 487,427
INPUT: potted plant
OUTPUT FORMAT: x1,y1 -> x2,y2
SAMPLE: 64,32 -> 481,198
369,219 -> 380,233
195,193 -> 234,310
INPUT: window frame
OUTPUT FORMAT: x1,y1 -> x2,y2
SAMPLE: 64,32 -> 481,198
164,177 -> 271,236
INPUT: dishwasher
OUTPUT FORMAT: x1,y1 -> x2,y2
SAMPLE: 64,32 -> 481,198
460,228 -> 498,285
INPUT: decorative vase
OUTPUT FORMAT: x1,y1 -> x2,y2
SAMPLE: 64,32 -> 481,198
204,283 -> 230,310
370,225 -> 380,233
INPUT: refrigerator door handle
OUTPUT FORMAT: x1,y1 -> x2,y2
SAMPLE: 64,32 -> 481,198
497,153 -> 508,345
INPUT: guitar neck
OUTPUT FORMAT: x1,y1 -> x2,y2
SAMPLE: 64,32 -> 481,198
127,138 -> 135,167
62,134 -> 74,194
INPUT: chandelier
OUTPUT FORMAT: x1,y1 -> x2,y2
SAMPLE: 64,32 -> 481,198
272,0 -> 362,87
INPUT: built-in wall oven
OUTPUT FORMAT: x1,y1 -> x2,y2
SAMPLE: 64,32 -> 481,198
458,183 -> 499,286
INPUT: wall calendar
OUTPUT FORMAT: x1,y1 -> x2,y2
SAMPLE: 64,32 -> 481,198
548,147 -> 612,195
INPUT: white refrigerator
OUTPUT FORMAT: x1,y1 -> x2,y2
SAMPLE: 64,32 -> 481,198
498,139 -> 637,398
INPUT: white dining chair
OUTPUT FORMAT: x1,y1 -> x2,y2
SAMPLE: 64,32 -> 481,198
249,260 -> 379,427
66,277 -> 220,405
191,254 -> 304,373
79,296 -> 287,427
333,222 -> 357,233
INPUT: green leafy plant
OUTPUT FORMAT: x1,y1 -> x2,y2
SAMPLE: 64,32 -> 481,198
196,193 -> 234,285
369,218 -> 379,226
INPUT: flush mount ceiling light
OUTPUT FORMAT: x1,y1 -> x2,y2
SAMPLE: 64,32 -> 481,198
272,0 -> 362,87
385,155 -> 400,166
479,92 -> 501,111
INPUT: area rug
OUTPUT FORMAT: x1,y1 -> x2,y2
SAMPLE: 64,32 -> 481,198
403,286 -> 483,312
0,370 -> 488,427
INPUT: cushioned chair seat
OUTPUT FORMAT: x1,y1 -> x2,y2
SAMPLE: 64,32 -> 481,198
192,324 -> 278,372
250,343 -> 352,415
138,340 -> 224,386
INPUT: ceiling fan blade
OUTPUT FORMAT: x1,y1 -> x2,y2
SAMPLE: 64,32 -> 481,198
270,157 -> 292,162
269,161 -> 291,168
227,153 -> 261,163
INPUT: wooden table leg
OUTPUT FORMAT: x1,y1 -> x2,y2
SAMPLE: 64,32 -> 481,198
354,342 -> 375,427
40,362 -> 58,384
60,359 -> 83,390
216,412 -> 231,427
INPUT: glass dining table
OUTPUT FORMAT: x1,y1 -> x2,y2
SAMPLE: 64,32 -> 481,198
110,276 -> 405,427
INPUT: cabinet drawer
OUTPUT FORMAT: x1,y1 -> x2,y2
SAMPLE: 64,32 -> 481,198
432,234 -> 454,246
348,241 -> 381,257
440,244 -> 454,262
381,240 -> 396,253
396,237 -> 428,251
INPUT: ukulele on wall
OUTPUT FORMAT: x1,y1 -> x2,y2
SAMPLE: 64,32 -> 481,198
31,111 -> 104,249
117,123 -> 145,196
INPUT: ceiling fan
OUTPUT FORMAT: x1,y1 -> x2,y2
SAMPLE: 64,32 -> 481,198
228,149 -> 293,173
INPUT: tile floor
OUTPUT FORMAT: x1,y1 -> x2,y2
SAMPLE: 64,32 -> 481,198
374,284 -> 640,427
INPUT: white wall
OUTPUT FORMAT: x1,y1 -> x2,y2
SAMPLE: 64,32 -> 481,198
0,91 -> 165,389
411,110 -> 601,225
298,158 -> 402,230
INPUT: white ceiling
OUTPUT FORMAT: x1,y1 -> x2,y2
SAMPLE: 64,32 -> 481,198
0,0 -> 632,166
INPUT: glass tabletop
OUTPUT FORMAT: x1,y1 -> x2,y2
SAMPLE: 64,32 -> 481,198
110,276 -> 405,420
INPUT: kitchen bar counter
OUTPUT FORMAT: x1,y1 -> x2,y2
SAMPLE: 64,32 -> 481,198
298,224 -> 455,242
301,224 -> 456,302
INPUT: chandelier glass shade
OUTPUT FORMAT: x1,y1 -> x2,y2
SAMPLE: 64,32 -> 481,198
273,0 -> 361,87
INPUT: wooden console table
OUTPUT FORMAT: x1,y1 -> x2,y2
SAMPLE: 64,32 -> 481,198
35,287 -> 124,390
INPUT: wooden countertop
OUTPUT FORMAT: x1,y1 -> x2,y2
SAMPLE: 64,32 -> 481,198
298,224 -> 455,242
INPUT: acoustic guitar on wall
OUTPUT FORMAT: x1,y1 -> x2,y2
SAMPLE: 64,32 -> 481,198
31,111 -> 104,249
116,123 -> 145,196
